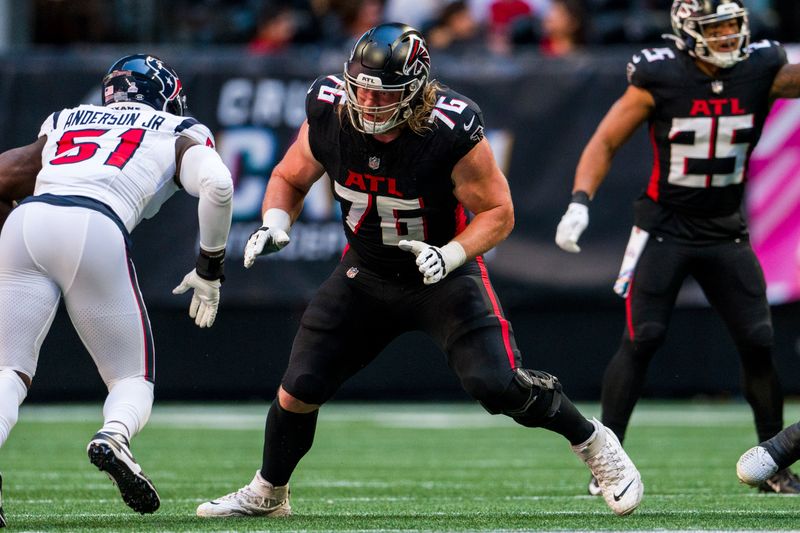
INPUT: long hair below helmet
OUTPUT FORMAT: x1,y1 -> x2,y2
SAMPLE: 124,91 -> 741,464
102,54 -> 187,116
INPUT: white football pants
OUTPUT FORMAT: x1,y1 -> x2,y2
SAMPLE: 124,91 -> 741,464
0,202 -> 155,386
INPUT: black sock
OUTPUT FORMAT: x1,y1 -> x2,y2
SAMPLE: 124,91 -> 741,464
540,393 -> 595,445
738,346 -> 784,443
764,421 -> 800,470
601,336 -> 657,443
260,399 -> 319,487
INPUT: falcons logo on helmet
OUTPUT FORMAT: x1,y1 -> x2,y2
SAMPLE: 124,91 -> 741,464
403,35 -> 430,77
675,0 -> 701,18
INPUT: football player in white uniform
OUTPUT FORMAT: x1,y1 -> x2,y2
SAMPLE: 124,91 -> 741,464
0,54 -> 233,525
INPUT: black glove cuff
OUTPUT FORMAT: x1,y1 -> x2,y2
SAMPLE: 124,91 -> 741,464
571,190 -> 591,206
196,249 -> 226,282
250,226 -> 269,238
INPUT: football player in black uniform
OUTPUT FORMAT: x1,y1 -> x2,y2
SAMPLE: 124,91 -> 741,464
555,0 -> 800,494
738,421 -> 800,488
197,23 -> 643,518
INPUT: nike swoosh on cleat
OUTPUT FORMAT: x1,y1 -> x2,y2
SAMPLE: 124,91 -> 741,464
463,115 -> 475,131
613,479 -> 635,501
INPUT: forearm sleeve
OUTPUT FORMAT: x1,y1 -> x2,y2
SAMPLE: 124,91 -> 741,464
179,144 -> 233,253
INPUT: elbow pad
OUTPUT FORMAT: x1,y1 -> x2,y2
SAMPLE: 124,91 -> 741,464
179,144 -> 233,206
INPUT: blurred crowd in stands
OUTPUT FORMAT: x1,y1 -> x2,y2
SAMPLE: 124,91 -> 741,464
33,0 -> 799,57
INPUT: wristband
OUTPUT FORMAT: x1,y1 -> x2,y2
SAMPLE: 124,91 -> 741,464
571,191 -> 591,206
196,249 -> 226,282
262,208 -> 291,233
440,241 -> 467,275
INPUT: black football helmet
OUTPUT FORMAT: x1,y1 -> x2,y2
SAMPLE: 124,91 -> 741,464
344,23 -> 430,134
670,0 -> 750,68
102,54 -> 187,116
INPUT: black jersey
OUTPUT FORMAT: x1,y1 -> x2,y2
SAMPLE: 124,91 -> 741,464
306,74 -> 485,278
627,40 -> 787,239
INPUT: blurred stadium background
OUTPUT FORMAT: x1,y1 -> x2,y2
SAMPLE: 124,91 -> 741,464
1,0 -> 800,404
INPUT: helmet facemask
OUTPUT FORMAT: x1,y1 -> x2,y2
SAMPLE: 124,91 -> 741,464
671,1 -> 750,69
343,72 -> 424,134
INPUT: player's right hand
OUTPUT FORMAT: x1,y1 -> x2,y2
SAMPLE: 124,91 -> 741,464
243,226 -> 290,268
555,202 -> 589,253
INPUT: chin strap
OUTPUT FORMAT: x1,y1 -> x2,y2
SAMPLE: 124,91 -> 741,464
662,33 -> 688,51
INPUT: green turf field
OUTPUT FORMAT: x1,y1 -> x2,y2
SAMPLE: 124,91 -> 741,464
3,401 -> 800,531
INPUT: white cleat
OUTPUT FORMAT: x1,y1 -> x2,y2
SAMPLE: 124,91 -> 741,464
197,471 -> 291,518
737,446 -> 779,487
572,419 -> 643,516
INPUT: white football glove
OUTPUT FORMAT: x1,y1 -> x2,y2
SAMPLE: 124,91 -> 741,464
172,269 -> 221,328
398,239 -> 467,285
243,226 -> 290,268
555,202 -> 589,253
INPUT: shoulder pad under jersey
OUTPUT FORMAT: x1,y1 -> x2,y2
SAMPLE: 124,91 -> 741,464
306,75 -> 347,122
38,108 -> 70,138
745,39 -> 788,70
175,117 -> 215,148
626,45 -> 681,89
429,86 -> 485,158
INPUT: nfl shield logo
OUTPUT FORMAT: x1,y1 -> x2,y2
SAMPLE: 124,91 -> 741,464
711,80 -> 724,94
346,267 -> 359,279
368,156 -> 380,170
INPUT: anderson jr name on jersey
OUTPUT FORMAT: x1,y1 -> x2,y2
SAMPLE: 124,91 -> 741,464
305,74 -> 485,278
35,103 -> 214,233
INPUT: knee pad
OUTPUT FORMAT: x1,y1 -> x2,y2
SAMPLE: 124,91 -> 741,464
282,373 -> 331,406
631,321 -> 667,348
480,368 -> 563,426
736,322 -> 774,352
0,368 -> 28,405
0,368 -> 29,444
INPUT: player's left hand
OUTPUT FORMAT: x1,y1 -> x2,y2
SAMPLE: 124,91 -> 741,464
555,202 -> 589,253
398,239 -> 466,285
172,269 -> 221,328
243,226 -> 290,268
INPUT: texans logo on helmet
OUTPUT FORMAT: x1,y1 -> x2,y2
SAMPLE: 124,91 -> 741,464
403,35 -> 430,77
145,56 -> 182,102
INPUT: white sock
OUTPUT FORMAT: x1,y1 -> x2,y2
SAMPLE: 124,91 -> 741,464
0,369 -> 28,447
101,376 -> 154,440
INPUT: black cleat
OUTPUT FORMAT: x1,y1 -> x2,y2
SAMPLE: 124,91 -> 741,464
0,472 -> 6,528
758,468 -> 800,494
87,431 -> 160,513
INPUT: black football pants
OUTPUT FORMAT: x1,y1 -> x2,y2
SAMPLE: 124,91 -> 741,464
600,236 -> 783,444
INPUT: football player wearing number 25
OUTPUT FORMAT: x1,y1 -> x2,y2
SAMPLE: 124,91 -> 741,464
555,0 -> 800,495
197,23 -> 642,519
0,55 -> 233,526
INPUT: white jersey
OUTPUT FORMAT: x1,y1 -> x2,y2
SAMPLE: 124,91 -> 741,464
35,103 -> 214,232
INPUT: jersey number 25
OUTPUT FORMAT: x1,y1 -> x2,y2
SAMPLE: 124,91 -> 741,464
667,114 -> 754,188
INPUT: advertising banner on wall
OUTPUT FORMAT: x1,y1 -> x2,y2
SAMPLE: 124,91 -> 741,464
1,47 -> 798,308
